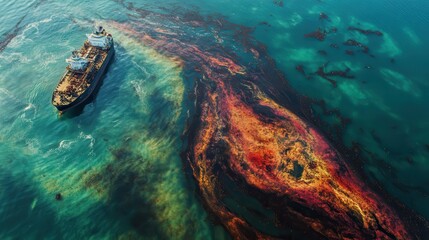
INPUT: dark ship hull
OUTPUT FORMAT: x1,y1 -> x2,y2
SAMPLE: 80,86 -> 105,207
53,45 -> 114,112
52,26 -> 114,113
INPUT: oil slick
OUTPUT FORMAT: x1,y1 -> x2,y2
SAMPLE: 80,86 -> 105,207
105,3 -> 427,239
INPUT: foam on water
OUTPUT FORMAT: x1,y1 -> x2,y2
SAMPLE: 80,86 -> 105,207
0,52 -> 30,64
58,139 -> 75,150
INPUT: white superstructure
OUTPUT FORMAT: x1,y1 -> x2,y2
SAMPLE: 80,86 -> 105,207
86,25 -> 113,49
64,25 -> 113,71
66,51 -> 89,71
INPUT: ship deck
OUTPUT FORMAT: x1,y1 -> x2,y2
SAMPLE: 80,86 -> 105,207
52,41 -> 108,107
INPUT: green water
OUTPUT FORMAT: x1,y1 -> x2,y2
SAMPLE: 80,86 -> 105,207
0,0 -> 428,238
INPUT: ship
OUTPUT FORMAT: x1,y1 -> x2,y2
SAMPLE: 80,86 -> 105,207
51,25 -> 114,112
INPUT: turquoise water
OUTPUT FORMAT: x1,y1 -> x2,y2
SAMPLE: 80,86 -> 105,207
0,0 -> 428,239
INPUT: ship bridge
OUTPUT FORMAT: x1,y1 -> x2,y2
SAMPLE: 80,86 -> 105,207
66,51 -> 89,71
86,25 -> 113,49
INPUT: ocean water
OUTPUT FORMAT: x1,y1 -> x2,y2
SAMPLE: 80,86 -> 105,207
0,0 -> 428,239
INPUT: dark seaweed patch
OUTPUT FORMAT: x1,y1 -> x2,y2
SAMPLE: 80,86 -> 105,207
318,50 -> 328,56
0,16 -> 25,53
348,26 -> 383,36
319,12 -> 330,21
82,142 -> 170,238
305,28 -> 327,41
273,0 -> 284,7
314,64 -> 354,87
343,39 -> 370,55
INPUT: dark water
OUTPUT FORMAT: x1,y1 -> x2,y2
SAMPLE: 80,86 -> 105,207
0,0 -> 428,239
